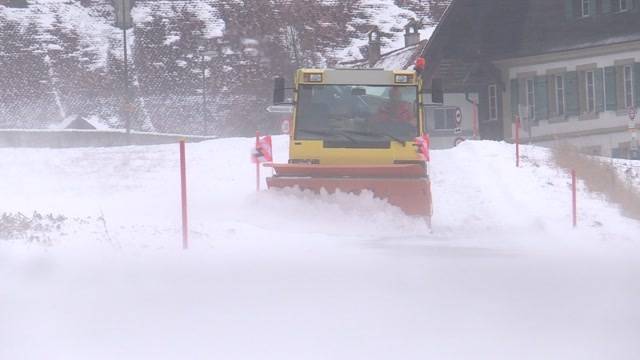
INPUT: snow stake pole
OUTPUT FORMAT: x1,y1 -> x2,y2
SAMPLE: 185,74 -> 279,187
515,116 -> 521,168
255,131 -> 260,191
180,139 -> 189,249
572,169 -> 577,228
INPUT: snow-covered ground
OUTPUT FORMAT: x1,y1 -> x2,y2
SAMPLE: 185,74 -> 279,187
1,137 -> 640,360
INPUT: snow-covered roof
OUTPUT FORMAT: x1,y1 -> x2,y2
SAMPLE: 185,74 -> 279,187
332,0 -> 437,63
338,40 -> 427,70
51,114 -> 110,130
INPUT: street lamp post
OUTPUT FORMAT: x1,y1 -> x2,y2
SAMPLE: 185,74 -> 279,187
122,0 -> 130,135
115,0 -> 133,135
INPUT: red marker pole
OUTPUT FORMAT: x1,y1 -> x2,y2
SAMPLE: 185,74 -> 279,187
572,169 -> 577,228
179,140 -> 188,249
255,131 -> 260,192
515,116 -> 521,168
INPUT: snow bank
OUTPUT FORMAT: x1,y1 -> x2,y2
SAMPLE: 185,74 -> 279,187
1,136 -> 639,359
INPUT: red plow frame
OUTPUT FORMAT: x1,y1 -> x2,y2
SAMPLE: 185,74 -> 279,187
265,163 -> 432,219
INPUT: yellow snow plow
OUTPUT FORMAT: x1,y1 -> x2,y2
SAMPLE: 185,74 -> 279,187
267,66 -> 432,221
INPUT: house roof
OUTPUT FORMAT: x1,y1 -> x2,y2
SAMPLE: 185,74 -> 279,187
423,0 -> 640,62
516,0 -> 640,59
418,0 -> 640,92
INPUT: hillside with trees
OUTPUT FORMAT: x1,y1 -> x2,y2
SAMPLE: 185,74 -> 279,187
0,0 -> 449,136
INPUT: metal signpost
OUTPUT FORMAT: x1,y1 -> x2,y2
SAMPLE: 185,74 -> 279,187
454,108 -> 462,134
266,105 -> 294,113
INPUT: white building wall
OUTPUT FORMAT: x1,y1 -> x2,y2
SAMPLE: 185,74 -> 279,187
502,46 -> 640,157
507,50 -> 640,79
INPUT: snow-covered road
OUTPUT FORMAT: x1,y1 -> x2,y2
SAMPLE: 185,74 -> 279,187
1,137 -> 639,359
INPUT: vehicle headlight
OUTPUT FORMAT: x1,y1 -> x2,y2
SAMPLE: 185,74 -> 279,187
395,74 -> 412,83
304,73 -> 323,82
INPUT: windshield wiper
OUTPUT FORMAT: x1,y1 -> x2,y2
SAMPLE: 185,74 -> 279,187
339,129 -> 405,145
296,128 -> 357,143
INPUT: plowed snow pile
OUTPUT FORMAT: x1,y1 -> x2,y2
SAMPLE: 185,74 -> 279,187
1,136 -> 639,360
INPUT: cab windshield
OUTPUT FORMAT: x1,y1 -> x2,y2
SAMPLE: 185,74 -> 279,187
295,84 -> 419,143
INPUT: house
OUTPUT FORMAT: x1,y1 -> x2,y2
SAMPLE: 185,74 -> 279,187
421,0 -> 640,157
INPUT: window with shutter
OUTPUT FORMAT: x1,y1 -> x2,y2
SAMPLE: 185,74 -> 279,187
430,107 -> 459,130
635,63 -> 640,108
605,66 -> 617,110
488,85 -> 498,121
556,75 -> 566,115
624,65 -> 634,108
619,0 -> 629,11
586,70 -> 596,113
479,85 -> 489,123
581,0 -> 592,17
526,78 -> 536,121
565,71 -> 579,116
534,76 -> 548,121
616,65 -> 626,110
565,0 -> 574,19
510,79 -> 519,120
612,0 -> 621,12
596,69 -> 605,113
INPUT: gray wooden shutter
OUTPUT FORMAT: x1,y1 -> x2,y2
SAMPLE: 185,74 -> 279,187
616,65 -> 625,110
510,79 -> 519,120
565,0 -> 574,18
631,0 -> 638,12
602,0 -> 612,13
596,68 -> 605,113
588,0 -> 596,16
582,0 -> 590,16
547,75 -> 557,116
635,63 -> 640,107
479,85 -> 489,122
565,71 -> 579,116
534,76 -> 548,120
605,66 -> 617,110
612,0 -> 621,12
578,71 -> 587,114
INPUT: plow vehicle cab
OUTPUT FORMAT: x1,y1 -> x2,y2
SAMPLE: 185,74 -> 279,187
266,67 -> 433,222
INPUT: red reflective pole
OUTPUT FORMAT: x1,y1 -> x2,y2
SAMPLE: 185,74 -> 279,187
572,169 -> 577,228
515,116 -> 520,168
180,140 -> 188,249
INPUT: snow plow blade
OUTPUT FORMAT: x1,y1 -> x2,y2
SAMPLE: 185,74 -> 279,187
264,163 -> 432,218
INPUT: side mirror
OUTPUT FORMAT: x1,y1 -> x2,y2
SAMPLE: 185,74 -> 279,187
273,76 -> 285,104
431,78 -> 444,104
